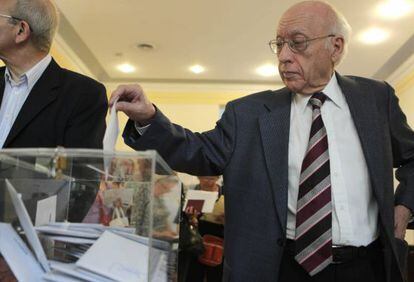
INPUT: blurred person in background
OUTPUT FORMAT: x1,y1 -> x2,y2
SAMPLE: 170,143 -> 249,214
132,176 -> 179,239
185,176 -> 224,282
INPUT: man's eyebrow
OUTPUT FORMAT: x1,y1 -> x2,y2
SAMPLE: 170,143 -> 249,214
277,32 -> 307,39
289,29 -> 308,36
277,29 -> 307,37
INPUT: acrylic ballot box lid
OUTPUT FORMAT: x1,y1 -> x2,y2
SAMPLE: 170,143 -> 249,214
0,148 -> 181,282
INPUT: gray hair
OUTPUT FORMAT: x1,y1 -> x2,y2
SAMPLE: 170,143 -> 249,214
11,0 -> 59,52
326,4 -> 352,65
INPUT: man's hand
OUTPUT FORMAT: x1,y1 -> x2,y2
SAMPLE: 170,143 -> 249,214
185,206 -> 200,226
109,84 -> 156,124
394,205 -> 412,240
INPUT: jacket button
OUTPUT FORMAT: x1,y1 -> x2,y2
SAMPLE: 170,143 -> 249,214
277,238 -> 285,246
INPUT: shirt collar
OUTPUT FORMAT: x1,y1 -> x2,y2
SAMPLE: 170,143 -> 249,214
293,73 -> 346,113
4,68 -> 26,87
4,54 -> 52,89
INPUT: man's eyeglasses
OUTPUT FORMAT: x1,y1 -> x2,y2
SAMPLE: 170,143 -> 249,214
269,34 -> 335,54
0,13 -> 32,31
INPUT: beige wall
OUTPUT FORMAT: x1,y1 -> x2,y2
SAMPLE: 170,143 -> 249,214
396,75 -> 414,128
393,68 -> 414,243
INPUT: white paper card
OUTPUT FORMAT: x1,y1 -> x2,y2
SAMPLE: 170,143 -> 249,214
76,231 -> 149,282
183,189 -> 218,213
35,195 -> 57,226
35,225 -> 100,239
49,261 -> 115,282
5,179 -> 51,272
43,271 -> 86,282
103,100 -> 119,151
0,223 -> 44,282
46,235 -> 96,245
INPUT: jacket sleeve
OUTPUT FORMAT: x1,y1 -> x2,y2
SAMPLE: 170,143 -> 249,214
122,103 -> 237,176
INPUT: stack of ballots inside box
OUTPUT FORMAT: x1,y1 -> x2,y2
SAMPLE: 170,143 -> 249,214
0,179 -> 174,282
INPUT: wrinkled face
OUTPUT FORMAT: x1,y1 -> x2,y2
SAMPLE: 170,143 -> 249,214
198,176 -> 219,191
0,0 -> 17,58
276,5 -> 336,95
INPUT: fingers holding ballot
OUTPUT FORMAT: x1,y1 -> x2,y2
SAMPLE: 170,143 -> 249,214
109,84 -> 156,125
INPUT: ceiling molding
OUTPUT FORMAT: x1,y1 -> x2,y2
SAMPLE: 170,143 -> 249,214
56,9 -> 110,81
385,42 -> 414,96
373,33 -> 414,81
53,34 -> 91,76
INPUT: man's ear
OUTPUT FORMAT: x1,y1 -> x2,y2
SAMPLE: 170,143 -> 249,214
331,36 -> 344,64
15,21 -> 31,43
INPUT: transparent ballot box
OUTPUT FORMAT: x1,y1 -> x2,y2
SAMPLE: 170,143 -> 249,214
0,148 -> 181,282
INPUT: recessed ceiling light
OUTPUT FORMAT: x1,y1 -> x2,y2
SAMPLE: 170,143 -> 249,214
189,65 -> 205,74
358,28 -> 390,45
256,64 -> 278,77
117,63 -> 136,73
376,0 -> 414,20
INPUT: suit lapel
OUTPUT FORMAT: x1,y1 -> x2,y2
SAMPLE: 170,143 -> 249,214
4,59 -> 61,147
259,89 -> 292,232
336,73 -> 385,207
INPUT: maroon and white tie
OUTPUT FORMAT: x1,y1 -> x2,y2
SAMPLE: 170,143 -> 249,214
294,92 -> 332,276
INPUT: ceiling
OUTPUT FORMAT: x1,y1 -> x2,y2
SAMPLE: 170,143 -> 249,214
54,0 -> 414,86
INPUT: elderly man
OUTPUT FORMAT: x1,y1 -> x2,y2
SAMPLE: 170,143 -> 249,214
0,0 -> 107,149
0,0 -> 107,279
110,1 -> 413,282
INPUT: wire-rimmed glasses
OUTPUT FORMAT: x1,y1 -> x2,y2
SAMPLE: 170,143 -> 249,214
269,34 -> 335,54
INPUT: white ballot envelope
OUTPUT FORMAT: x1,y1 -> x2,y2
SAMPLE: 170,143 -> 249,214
35,195 -> 57,226
103,99 -> 119,151
103,99 -> 119,180
76,231 -> 150,282
5,179 -> 51,272
0,223 -> 44,282
48,261 -> 115,282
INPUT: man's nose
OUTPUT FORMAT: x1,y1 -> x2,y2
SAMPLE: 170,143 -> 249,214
277,42 -> 294,63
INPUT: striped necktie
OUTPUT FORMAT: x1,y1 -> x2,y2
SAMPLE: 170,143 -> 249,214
294,92 -> 332,276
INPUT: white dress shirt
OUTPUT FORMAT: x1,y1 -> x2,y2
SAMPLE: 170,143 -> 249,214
286,74 -> 379,246
0,55 -> 52,148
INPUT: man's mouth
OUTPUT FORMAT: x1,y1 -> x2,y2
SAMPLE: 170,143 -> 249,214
282,71 -> 298,79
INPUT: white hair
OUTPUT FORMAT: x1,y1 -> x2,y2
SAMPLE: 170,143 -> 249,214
11,0 -> 59,52
326,3 -> 352,65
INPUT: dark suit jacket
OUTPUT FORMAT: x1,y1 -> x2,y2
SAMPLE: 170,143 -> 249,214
0,59 -> 107,149
123,73 -> 414,282
0,59 -> 108,222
